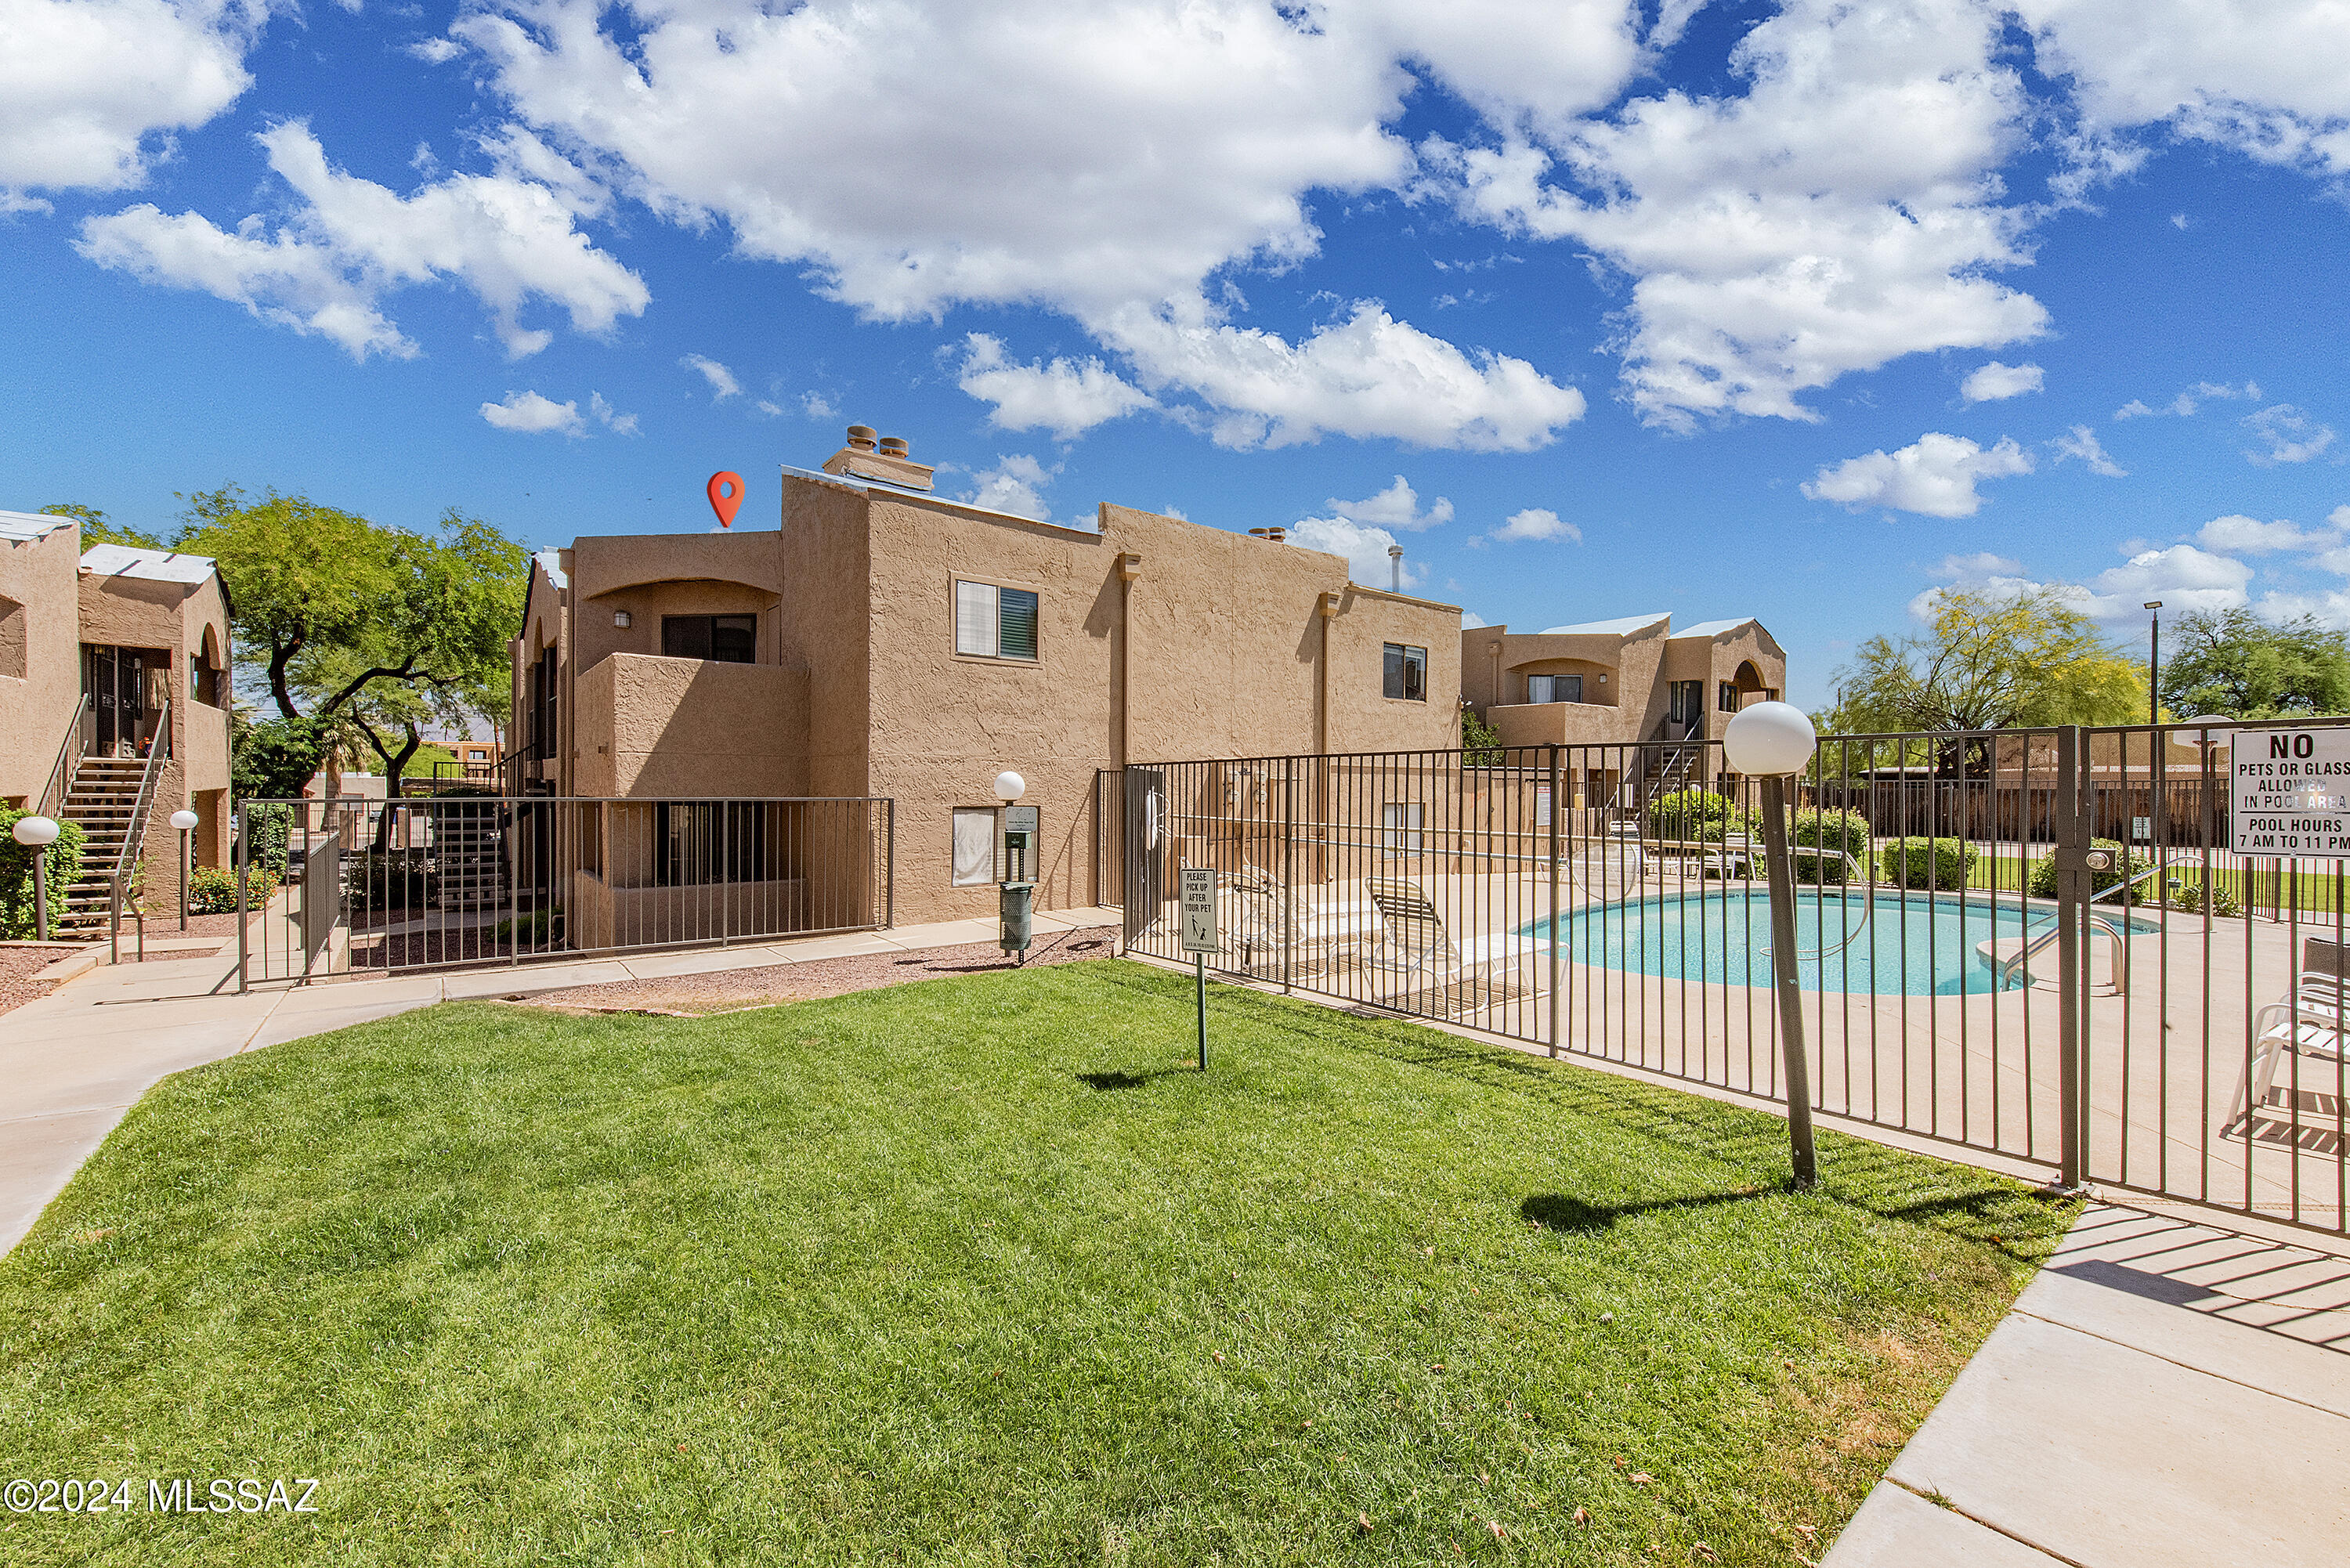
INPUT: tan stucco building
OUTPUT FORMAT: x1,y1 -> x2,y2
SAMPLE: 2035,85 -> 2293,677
1462,612 -> 1788,806
0,512 -> 233,921
514,433 -> 1463,930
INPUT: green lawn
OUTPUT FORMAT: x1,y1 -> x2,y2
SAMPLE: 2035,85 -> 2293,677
0,962 -> 2073,1565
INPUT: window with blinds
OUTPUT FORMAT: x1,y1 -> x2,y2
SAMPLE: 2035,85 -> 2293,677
1382,642 -> 1427,701
1527,674 -> 1583,704
955,581 -> 1039,660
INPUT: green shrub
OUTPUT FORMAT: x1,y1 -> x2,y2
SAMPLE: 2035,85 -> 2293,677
0,807 -> 85,938
492,907 -> 561,945
1789,807 -> 1871,886
2164,876 -> 2242,918
187,863 -> 278,915
2025,838 -> 2150,903
345,851 -> 432,910
241,802 -> 292,881
1880,836 -> 1977,891
1646,787 -> 1750,843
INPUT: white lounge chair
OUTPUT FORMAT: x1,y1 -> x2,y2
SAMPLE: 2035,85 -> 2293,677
2226,937 -> 2350,1138
1364,876 -> 1547,1012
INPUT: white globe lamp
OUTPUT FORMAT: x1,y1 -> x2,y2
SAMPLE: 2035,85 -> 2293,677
1719,700 -> 1820,1189
12,815 -> 61,943
1722,701 -> 1818,778
169,809 -> 201,930
993,770 -> 1026,804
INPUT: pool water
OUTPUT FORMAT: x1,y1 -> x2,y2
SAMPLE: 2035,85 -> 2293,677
1532,890 -> 2128,997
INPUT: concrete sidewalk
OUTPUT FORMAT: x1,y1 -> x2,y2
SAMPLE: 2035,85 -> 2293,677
1827,1201 -> 2350,1567
0,908 -> 1120,1255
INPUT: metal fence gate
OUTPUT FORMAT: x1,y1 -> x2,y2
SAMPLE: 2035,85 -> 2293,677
236,793 -> 894,986
1108,720 -> 2350,1238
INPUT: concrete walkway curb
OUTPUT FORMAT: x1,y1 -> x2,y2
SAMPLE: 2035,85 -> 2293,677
0,909 -> 1121,1256
1825,1202 -> 2350,1567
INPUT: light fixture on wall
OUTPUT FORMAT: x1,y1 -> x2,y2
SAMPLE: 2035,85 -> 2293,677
613,610 -> 632,628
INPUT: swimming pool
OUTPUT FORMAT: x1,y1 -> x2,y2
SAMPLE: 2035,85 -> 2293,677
1532,890 -> 2146,997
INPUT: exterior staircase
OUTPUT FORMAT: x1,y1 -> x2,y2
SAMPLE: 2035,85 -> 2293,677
56,754 -> 152,932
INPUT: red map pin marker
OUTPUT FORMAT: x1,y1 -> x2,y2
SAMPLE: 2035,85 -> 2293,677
707,471 -> 744,528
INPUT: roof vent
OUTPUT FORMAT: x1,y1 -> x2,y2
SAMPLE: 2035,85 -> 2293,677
1248,526 -> 1287,544
821,425 -> 935,492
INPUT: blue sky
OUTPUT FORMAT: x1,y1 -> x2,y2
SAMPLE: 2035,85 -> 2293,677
6,0 -> 2349,707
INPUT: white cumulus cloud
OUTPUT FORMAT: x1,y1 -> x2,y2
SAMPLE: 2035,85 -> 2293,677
0,0 -> 258,211
681,353 -> 740,400
2085,543 -> 2251,616
2050,424 -> 2127,476
1435,0 -> 2046,428
2113,379 -> 2260,419
1326,475 -> 1452,532
75,121 -> 646,359
454,0 -> 1593,451
1489,508 -> 1581,544
589,390 -> 637,435
1286,515 -> 1422,590
482,390 -> 582,435
957,334 -> 1152,439
2195,512 -> 2343,555
1803,432 -> 2035,518
2243,404 -> 2335,466
1961,361 -> 2044,403
2017,0 -> 2350,182
407,38 -> 463,65
960,454 -> 1058,522
1100,299 -> 1583,451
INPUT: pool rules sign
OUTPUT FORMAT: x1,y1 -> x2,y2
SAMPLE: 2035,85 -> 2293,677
2232,728 -> 2350,858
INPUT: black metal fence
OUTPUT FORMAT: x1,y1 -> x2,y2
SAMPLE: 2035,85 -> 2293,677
237,793 -> 894,985
1108,720 -> 2350,1238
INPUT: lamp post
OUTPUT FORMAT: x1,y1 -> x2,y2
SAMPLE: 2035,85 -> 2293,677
2144,601 -> 2164,725
12,815 -> 62,943
169,809 -> 200,930
993,770 -> 1033,962
1723,702 -> 1820,1190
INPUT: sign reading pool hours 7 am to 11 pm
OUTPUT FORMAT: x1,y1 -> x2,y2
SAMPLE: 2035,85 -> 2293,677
2232,728 -> 2350,858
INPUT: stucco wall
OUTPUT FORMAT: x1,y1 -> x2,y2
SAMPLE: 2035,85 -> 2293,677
573,653 -> 812,797
0,523 -> 82,807
74,569 -> 233,899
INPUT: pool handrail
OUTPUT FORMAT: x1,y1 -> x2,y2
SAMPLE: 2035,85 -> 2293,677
1994,861 -> 2164,992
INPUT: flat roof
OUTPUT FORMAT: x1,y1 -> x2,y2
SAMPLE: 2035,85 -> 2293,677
1537,612 -> 1670,637
1669,617 -> 1759,640
79,542 -> 217,585
0,508 -> 77,544
533,548 -> 569,590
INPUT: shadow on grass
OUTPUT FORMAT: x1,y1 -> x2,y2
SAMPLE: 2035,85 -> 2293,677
1521,1189 -> 1768,1233
1076,1068 -> 1188,1091
1083,961 -> 2079,1263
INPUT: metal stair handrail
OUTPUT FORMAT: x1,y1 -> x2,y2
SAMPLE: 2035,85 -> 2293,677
36,695 -> 90,818
106,699 -> 172,963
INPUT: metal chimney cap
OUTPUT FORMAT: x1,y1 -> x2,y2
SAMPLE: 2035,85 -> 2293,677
877,435 -> 909,457
845,425 -> 877,450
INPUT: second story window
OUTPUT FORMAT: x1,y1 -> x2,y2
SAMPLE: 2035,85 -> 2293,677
1719,681 -> 1740,712
1527,674 -> 1582,704
663,614 -> 756,663
956,581 -> 1039,660
1383,642 -> 1427,702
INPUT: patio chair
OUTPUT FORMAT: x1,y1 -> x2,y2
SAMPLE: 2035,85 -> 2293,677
1227,865 -> 1360,976
1363,876 -> 1546,1012
2225,936 -> 2350,1137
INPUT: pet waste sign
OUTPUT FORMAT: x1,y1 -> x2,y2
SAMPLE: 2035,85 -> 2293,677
2232,728 -> 2350,858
